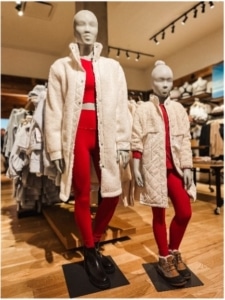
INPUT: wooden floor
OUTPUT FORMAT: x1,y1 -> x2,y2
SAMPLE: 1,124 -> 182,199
1,174 -> 224,298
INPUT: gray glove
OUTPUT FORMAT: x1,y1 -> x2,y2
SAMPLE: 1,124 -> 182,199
183,168 -> 193,190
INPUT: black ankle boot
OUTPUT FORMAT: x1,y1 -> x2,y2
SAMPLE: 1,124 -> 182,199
83,247 -> 110,289
95,242 -> 115,274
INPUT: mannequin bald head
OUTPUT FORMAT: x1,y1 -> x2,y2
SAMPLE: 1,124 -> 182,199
151,60 -> 173,101
73,10 -> 98,46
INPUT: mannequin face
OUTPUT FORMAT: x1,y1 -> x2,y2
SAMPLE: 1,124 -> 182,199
152,65 -> 173,100
74,10 -> 98,46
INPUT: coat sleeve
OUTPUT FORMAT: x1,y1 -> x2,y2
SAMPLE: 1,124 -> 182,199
115,64 -> 131,151
45,62 -> 64,161
179,106 -> 193,169
131,105 -> 144,153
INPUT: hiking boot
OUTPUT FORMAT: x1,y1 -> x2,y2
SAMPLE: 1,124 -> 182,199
157,255 -> 187,287
170,250 -> 191,280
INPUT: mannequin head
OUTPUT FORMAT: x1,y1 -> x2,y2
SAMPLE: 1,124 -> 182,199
151,60 -> 173,101
73,10 -> 98,46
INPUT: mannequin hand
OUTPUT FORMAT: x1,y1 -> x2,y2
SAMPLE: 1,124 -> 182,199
183,169 -> 192,190
53,159 -> 65,174
116,150 -> 130,168
133,158 -> 144,187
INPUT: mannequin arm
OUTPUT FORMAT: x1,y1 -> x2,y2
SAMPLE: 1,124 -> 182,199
116,150 -> 130,168
133,158 -> 144,187
53,158 -> 65,174
183,168 -> 193,190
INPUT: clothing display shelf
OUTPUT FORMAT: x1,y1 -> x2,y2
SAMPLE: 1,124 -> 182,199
179,93 -> 223,107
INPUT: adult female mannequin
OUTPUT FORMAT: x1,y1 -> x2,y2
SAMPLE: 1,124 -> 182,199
45,10 -> 131,289
132,61 -> 196,287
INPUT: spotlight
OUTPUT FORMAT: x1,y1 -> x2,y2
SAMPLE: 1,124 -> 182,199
126,50 -> 130,59
181,14 -> 188,25
15,2 -> 24,16
162,31 -> 165,40
193,8 -> 198,18
201,2 -> 205,13
171,23 -> 175,33
135,53 -> 140,62
209,1 -> 214,8
154,36 -> 159,45
116,49 -> 120,58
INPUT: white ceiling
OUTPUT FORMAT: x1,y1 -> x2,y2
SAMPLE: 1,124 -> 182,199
1,1 -> 224,71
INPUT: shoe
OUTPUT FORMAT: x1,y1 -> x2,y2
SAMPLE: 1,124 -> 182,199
170,250 -> 191,280
157,255 -> 187,287
95,242 -> 115,274
83,247 -> 110,289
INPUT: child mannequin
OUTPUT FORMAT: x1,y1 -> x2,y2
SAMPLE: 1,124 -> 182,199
132,60 -> 196,287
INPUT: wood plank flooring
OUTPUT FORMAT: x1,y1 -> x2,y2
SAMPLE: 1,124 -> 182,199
1,174 -> 224,298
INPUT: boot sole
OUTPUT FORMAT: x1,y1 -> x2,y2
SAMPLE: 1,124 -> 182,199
157,268 -> 187,287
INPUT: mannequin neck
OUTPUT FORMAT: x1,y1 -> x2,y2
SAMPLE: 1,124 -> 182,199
78,44 -> 94,60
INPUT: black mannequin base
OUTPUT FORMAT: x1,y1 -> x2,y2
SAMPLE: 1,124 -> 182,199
62,256 -> 129,298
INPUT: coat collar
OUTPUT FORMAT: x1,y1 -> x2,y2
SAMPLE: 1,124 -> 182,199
149,94 -> 171,106
69,42 -> 103,64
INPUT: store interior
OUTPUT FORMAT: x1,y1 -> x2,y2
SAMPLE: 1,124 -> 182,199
1,1 -> 224,299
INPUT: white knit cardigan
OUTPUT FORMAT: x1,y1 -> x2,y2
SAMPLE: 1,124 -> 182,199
45,42 -> 131,201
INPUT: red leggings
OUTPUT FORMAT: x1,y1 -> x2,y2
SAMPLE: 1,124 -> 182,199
72,121 -> 119,248
152,169 -> 192,256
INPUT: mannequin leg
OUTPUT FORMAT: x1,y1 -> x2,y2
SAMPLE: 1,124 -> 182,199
151,206 -> 168,256
91,142 -> 119,242
73,127 -> 95,248
167,169 -> 192,250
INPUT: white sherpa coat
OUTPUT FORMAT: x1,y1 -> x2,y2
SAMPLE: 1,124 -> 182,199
45,42 -> 131,201
131,95 -> 196,208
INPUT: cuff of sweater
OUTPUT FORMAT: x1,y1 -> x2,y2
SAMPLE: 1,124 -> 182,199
132,151 -> 142,159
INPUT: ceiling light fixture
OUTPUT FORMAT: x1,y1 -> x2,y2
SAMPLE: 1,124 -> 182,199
108,46 -> 154,61
116,48 -> 120,58
193,8 -> 198,18
149,1 -> 214,44
135,53 -> 140,62
201,2 -> 206,13
15,1 -> 25,16
181,14 -> 188,25
209,1 -> 214,8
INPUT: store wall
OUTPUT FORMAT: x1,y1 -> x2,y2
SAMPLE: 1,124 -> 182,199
126,27 -> 223,91
1,27 -> 223,89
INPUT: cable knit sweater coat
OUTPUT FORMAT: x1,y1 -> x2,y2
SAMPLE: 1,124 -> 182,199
45,42 -> 131,202
131,95 -> 196,208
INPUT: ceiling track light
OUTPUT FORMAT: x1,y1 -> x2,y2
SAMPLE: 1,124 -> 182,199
149,1 -> 213,43
181,14 -> 188,25
15,1 -> 25,16
209,1 -> 214,9
171,23 -> 175,33
193,8 -> 198,18
135,53 -> 140,62
154,36 -> 159,45
201,2 -> 206,13
108,46 -> 154,60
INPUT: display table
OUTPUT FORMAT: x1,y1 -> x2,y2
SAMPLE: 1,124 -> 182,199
42,201 -> 136,250
192,159 -> 224,214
